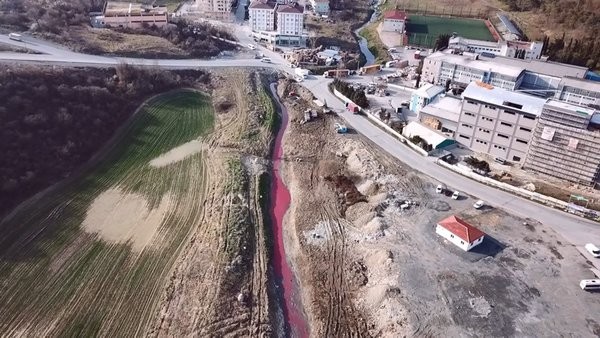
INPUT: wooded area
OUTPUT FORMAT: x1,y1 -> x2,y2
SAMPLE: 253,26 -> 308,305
0,65 -> 210,217
499,0 -> 600,69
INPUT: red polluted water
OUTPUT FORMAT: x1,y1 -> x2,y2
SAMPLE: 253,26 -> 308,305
269,83 -> 309,338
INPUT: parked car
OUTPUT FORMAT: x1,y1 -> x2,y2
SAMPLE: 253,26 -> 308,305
247,43 -> 256,50
452,191 -> 460,200
261,57 -> 272,63
436,185 -> 444,194
585,243 -> 600,257
473,200 -> 485,209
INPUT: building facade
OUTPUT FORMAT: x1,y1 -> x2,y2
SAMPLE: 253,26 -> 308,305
456,82 -> 545,164
276,3 -> 304,36
382,10 -> 406,33
249,1 -> 276,31
310,0 -> 329,15
195,0 -> 234,20
448,36 -> 543,60
410,83 -> 445,112
525,100 -> 600,185
98,2 -> 168,28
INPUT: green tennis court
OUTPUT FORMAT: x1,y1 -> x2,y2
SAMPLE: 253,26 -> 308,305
406,15 -> 494,47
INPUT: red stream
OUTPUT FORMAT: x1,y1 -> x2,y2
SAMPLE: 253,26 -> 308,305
269,83 -> 309,338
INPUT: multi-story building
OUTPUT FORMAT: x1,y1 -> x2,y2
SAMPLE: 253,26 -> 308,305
409,83 -> 445,112
249,0 -> 276,31
249,0 -> 305,46
382,10 -> 407,33
422,50 -> 600,107
276,3 -> 304,36
525,101 -> 600,185
195,0 -> 234,20
95,2 -> 168,28
309,0 -> 329,15
448,36 -> 543,60
456,82 -> 546,164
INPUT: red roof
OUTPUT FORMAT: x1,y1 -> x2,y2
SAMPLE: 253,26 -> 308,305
438,215 -> 485,243
249,0 -> 276,9
384,10 -> 407,21
276,3 -> 304,13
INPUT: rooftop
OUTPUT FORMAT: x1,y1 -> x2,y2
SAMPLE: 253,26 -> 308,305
497,13 -> 521,37
438,215 -> 485,242
105,2 -> 167,16
545,99 -> 597,116
249,0 -> 276,9
449,36 -> 499,48
414,83 -> 445,98
559,77 -> 600,93
420,95 -> 462,122
436,52 -> 524,78
462,81 -> 546,115
384,9 -> 407,21
277,2 -> 304,13
403,121 -> 452,148
478,54 -> 588,78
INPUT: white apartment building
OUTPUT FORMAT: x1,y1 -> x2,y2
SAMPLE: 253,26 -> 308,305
276,3 -> 304,36
382,10 -> 407,33
448,36 -> 543,60
249,0 -> 305,45
249,0 -> 276,31
310,0 -> 329,15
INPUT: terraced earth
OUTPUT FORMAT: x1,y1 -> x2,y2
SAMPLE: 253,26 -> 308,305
0,90 -> 215,336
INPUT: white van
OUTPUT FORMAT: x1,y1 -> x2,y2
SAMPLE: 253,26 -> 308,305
261,57 -> 272,63
8,33 -> 22,41
580,279 -> 600,291
585,243 -> 600,257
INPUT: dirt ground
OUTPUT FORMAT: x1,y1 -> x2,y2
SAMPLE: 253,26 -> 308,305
149,70 -> 277,336
305,0 -> 371,50
278,79 -> 600,336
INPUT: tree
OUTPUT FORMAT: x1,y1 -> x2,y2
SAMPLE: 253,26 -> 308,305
433,34 -> 451,51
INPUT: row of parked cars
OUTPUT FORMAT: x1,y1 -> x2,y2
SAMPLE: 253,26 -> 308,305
435,184 -> 485,209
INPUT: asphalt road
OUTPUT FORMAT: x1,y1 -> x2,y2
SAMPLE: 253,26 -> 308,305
1,34 -> 599,253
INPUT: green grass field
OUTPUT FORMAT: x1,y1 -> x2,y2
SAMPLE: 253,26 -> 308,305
0,90 -> 215,336
406,15 -> 494,47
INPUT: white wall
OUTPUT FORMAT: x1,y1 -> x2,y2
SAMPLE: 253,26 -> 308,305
250,8 -> 275,32
277,12 -> 303,35
382,19 -> 404,33
436,224 -> 483,251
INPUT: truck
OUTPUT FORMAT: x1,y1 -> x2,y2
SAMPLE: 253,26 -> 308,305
8,33 -> 22,41
295,68 -> 309,79
323,69 -> 350,78
358,64 -> 381,75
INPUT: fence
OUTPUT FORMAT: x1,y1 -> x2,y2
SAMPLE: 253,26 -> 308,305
390,4 -> 494,19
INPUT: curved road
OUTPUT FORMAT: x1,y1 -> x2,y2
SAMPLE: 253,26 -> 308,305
1,34 -> 599,249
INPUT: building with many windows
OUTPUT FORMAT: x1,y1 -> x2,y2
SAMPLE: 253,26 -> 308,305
195,0 -> 235,20
309,0 -> 329,15
448,36 -> 543,60
456,82 -> 546,164
95,2 -> 168,28
249,0 -> 305,45
525,101 -> 600,185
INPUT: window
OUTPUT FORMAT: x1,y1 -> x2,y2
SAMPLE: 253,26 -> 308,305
464,112 -> 475,117
503,101 -> 523,109
481,117 -> 493,122
484,104 -> 497,110
461,123 -> 473,128
475,139 -> 488,145
522,115 -> 535,120
513,156 -> 521,162
493,145 -> 506,150
500,122 -> 512,127
497,133 -> 509,139
516,139 -> 528,144
459,134 -> 470,140
460,240 -> 464,244
519,127 -> 532,132
466,100 -> 478,105
450,234 -> 454,238
478,128 -> 490,134
503,110 -> 516,115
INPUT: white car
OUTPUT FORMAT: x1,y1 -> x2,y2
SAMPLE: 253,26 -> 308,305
247,43 -> 256,50
585,243 -> 600,257
451,191 -> 460,200
260,57 -> 272,63
436,185 -> 444,194
473,200 -> 485,209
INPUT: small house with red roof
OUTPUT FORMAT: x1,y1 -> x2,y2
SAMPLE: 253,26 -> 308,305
436,215 -> 485,251
382,9 -> 407,33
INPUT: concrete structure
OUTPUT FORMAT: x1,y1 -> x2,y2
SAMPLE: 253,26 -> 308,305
456,82 -> 546,164
410,83 -> 445,112
382,10 -> 407,33
448,36 -> 543,60
402,121 -> 455,150
195,0 -> 234,20
96,2 -> 168,28
497,13 -> 522,41
421,50 -> 600,106
525,100 -> 600,185
249,0 -> 305,46
309,0 -> 329,15
249,0 -> 277,32
418,95 -> 462,136
436,215 -> 485,251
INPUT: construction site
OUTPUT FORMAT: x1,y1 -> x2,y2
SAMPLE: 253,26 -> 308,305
275,78 -> 600,336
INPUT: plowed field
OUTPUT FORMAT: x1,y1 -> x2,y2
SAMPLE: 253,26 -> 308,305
0,90 -> 214,336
